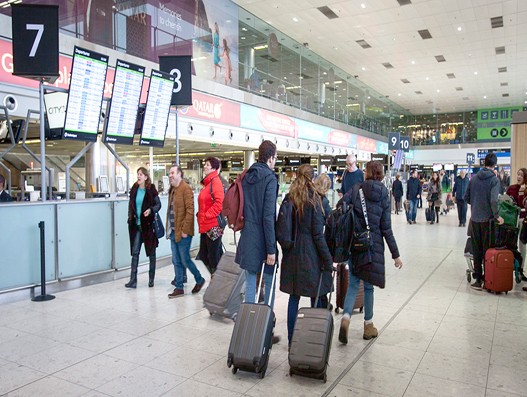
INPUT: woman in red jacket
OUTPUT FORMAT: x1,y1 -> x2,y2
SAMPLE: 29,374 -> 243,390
506,167 -> 527,281
197,157 -> 225,274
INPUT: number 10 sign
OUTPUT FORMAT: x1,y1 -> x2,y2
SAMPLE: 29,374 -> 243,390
11,4 -> 59,82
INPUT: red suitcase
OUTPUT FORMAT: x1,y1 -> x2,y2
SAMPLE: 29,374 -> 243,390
484,248 -> 514,293
335,263 -> 363,314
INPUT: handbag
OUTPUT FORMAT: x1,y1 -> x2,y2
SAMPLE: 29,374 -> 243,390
153,212 -> 165,238
351,188 -> 373,253
210,178 -> 227,229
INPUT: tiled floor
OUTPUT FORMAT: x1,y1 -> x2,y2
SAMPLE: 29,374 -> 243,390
1,208 -> 526,397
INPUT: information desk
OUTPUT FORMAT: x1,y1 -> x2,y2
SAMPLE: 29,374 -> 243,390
0,195 -> 200,293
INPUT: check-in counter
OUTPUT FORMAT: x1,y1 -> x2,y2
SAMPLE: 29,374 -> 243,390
0,194 -> 200,294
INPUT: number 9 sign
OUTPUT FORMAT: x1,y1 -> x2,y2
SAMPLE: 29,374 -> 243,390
388,132 -> 400,151
159,55 -> 193,106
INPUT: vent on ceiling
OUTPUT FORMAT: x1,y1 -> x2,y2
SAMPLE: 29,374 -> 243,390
397,0 -> 412,5
446,73 -> 456,79
500,82 -> 508,87
382,62 -> 394,69
502,93 -> 509,97
296,73 -> 313,79
455,87 -> 463,91
259,54 -> 278,62
326,86 -> 337,92
401,78 -> 411,84
498,66 -> 507,73
356,39 -> 372,49
418,29 -> 433,40
463,97 -> 470,100
491,16 -> 504,29
317,6 -> 339,19
435,55 -> 446,62
415,91 -> 423,95
495,46 -> 506,55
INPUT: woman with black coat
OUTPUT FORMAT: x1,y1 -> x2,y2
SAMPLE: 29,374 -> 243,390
126,167 -> 161,288
279,165 -> 333,347
427,172 -> 442,224
392,174 -> 404,214
339,161 -> 402,344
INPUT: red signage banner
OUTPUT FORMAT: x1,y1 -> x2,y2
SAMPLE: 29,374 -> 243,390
328,129 -> 351,146
257,109 -> 297,137
180,91 -> 241,126
357,136 -> 377,152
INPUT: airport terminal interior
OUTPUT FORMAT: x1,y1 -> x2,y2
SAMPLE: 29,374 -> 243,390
1,0 -> 527,396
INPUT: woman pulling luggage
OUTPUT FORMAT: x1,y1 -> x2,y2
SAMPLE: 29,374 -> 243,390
427,172 -> 442,224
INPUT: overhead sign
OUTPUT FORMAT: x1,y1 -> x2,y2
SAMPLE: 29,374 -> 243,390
44,92 -> 67,129
104,60 -> 145,145
477,106 -> 525,141
63,47 -> 109,142
139,70 -> 175,147
388,132 -> 400,151
399,136 -> 410,152
466,153 -> 475,165
159,55 -> 192,106
11,4 -> 59,82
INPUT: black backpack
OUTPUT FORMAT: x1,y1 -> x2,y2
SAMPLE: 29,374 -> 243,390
276,194 -> 297,250
325,201 -> 355,263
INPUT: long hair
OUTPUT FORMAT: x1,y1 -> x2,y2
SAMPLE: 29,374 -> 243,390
314,173 -> 331,196
289,164 -> 322,218
137,166 -> 152,189
430,172 -> 440,189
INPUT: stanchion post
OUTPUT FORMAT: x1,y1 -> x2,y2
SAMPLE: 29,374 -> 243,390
32,221 -> 55,302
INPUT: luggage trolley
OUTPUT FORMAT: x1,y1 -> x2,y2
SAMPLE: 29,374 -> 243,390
464,237 -> 475,283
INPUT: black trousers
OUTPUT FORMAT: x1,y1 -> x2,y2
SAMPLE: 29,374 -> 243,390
470,220 -> 492,282
457,199 -> 467,225
199,233 -> 223,274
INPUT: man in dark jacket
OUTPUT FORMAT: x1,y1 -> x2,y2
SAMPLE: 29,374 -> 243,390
406,170 -> 421,224
391,174 -> 403,214
341,153 -> 364,195
465,153 -> 504,290
235,140 -> 278,310
0,174 -> 13,202
452,170 -> 469,227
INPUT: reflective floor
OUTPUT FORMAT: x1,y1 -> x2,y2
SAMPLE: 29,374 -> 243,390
1,207 -> 526,397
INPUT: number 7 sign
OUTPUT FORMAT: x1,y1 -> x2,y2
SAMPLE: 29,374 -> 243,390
11,4 -> 59,82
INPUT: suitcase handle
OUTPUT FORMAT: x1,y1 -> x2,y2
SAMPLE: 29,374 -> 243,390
256,261 -> 277,306
315,268 -> 337,310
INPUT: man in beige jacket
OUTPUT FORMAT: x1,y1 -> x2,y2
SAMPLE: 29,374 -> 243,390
167,165 -> 205,298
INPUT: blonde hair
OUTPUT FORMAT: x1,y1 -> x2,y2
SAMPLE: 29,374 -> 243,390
314,173 -> 331,195
289,164 -> 322,218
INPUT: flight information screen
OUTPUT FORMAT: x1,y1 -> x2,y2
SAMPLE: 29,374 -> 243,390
139,70 -> 174,148
63,46 -> 108,141
104,60 -> 145,145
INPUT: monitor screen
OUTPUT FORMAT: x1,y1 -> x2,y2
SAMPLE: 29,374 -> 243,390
444,163 -> 454,171
432,163 -> 443,171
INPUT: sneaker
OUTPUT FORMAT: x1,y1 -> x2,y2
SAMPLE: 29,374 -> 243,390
168,288 -> 185,298
363,323 -> 378,340
191,279 -> 206,294
470,281 -> 483,290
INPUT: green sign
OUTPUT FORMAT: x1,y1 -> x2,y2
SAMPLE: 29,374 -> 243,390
477,106 -> 526,141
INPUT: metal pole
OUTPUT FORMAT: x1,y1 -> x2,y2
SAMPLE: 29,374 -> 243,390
39,81 -> 47,202
32,221 -> 55,302
175,107 -> 179,165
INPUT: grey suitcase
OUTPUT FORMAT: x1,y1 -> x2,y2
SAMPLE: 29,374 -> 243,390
227,263 -> 276,379
288,271 -> 335,383
203,251 -> 246,320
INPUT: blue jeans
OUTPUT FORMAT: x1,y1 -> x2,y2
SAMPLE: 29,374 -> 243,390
407,199 -> 418,222
287,294 -> 328,344
245,269 -> 275,310
171,234 -> 204,290
343,263 -> 374,321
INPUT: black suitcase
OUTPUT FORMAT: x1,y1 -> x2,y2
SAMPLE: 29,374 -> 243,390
227,263 -> 276,379
288,272 -> 335,383
425,207 -> 433,222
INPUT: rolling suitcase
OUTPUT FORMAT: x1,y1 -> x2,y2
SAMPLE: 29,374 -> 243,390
288,272 -> 335,383
227,263 -> 276,379
425,208 -> 433,222
484,248 -> 514,293
335,263 -> 363,314
203,251 -> 246,320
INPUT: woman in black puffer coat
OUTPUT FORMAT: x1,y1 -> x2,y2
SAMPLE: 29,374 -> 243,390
339,161 -> 403,345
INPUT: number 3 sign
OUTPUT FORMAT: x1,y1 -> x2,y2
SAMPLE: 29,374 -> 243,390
11,4 -> 59,82
159,55 -> 193,106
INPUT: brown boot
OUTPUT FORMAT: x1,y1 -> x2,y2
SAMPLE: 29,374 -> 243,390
363,322 -> 378,340
339,316 -> 350,345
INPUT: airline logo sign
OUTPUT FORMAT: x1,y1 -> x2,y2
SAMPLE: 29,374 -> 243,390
180,91 -> 240,126
240,105 -> 297,138
357,136 -> 376,152
328,129 -> 351,146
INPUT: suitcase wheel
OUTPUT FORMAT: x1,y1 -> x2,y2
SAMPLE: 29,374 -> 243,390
209,312 -> 213,316
289,368 -> 293,377
322,373 -> 327,383
335,307 -> 340,314
227,358 -> 232,368
259,369 -> 266,379
466,270 -> 472,283
231,366 -> 238,374
231,313 -> 237,322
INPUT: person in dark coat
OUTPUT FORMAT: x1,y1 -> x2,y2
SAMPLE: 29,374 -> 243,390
452,170 -> 469,227
126,167 -> 161,288
0,174 -> 13,202
235,141 -> 278,308
391,174 -> 403,215
279,164 -> 333,346
314,173 -> 332,218
339,161 -> 402,345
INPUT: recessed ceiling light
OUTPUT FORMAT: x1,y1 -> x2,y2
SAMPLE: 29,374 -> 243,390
292,17 -> 299,22
242,27 -> 247,32
334,46 -> 338,50
323,72 -> 327,75
367,96 -> 371,99
425,77 -> 429,80
241,36 -> 245,40
411,60 -> 415,65
474,71 -> 478,75
361,67 -> 366,71
436,89 -> 440,93
398,93 -> 402,96
457,26 -> 462,31
361,3 -> 366,8
484,95 -> 487,99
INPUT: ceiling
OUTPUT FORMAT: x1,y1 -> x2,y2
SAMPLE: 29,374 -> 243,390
233,0 -> 527,115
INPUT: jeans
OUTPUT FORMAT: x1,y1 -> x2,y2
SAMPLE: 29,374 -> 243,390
457,199 -> 467,225
245,268 -> 276,309
342,264 -> 374,321
287,294 -> 329,344
407,199 -> 418,222
171,234 -> 204,289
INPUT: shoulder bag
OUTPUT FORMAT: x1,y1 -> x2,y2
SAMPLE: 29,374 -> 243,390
210,178 -> 227,229
153,212 -> 165,238
351,188 -> 373,252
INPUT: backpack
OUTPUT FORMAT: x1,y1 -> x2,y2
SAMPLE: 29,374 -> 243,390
325,200 -> 355,263
223,169 -> 248,232
276,194 -> 297,250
